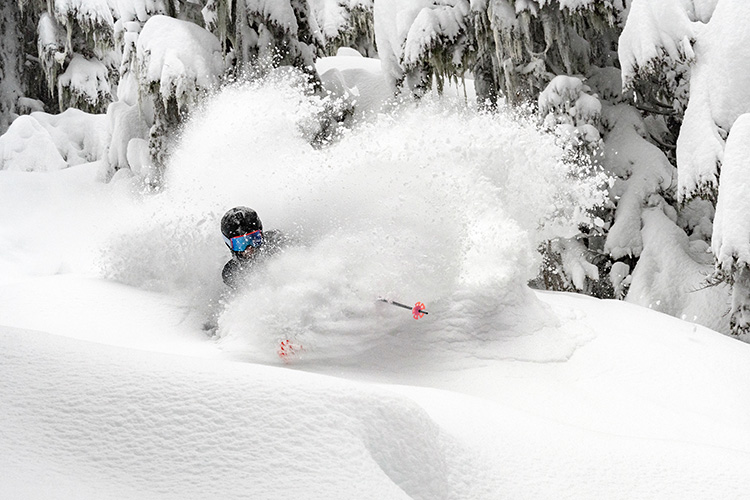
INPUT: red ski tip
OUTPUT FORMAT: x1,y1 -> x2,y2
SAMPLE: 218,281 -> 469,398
278,339 -> 303,363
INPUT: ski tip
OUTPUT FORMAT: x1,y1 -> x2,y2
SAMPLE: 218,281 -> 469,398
278,339 -> 303,364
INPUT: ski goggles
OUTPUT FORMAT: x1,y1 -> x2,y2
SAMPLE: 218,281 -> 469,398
223,230 -> 263,252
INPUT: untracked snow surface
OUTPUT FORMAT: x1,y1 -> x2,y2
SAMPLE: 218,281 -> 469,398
1,59 -> 750,499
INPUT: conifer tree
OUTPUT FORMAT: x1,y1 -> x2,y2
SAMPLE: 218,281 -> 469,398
0,2 -> 25,133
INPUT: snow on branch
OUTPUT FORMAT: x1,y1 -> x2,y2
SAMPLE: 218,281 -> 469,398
675,1 -> 750,203
133,15 -> 224,178
618,0 -> 704,91
310,0 -> 375,56
375,0 -> 472,93
521,0 -> 623,15
115,0 -> 176,23
711,113 -> 750,336
539,75 -> 602,151
712,113 -> 750,273
674,80 -> 724,203
245,0 -> 299,35
52,0 -> 116,49
401,2 -> 470,68
602,104 -> 675,259
311,0 -> 370,39
57,54 -> 112,113
135,15 -> 224,113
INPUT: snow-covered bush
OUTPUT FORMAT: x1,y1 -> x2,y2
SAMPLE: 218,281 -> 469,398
0,115 -> 67,172
0,108 -> 109,172
106,100 -> 150,174
539,75 -> 602,153
627,207 -> 727,334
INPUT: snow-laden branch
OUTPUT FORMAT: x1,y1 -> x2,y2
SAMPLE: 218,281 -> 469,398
618,0 -> 714,91
602,105 -> 675,259
58,54 -> 112,112
246,0 -> 299,34
539,75 -> 602,151
135,15 -> 224,113
115,0 -> 176,23
712,114 -> 750,335
712,113 -> 750,272
52,0 -> 115,48
675,1 -> 750,203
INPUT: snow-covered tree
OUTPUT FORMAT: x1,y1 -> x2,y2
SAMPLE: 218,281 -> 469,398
374,0 -> 472,97
203,0 -> 346,82
616,0 -> 750,336
0,2 -> 25,134
375,0 -> 624,104
676,1 -> 750,205
311,0 -> 375,57
618,0 -> 714,117
131,15 -> 224,180
19,0 -> 119,114
473,0 -> 624,105
709,113 -> 750,338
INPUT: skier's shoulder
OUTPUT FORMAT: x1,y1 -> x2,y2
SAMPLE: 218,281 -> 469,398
222,256 -> 250,288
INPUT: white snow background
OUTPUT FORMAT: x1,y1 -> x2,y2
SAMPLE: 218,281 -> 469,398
1,53 -> 750,500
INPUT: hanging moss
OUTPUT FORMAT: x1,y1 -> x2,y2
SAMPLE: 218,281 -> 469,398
458,0 -> 620,105
229,0 -> 321,88
204,0 -> 235,55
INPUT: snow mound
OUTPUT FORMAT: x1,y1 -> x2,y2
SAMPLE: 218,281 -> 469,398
0,326 -> 475,500
0,109 -> 109,171
316,53 -> 392,117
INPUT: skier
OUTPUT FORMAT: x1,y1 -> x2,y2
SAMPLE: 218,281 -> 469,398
220,206 -> 284,289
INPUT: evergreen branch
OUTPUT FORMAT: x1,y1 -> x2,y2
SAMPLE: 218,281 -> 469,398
634,103 -> 676,116
648,132 -> 676,150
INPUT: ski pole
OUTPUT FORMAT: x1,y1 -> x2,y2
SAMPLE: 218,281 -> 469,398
378,298 -> 428,319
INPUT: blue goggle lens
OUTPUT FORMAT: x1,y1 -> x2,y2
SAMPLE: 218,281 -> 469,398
223,230 -> 263,252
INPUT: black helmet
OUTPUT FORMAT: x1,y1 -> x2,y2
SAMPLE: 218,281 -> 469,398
221,206 -> 263,238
